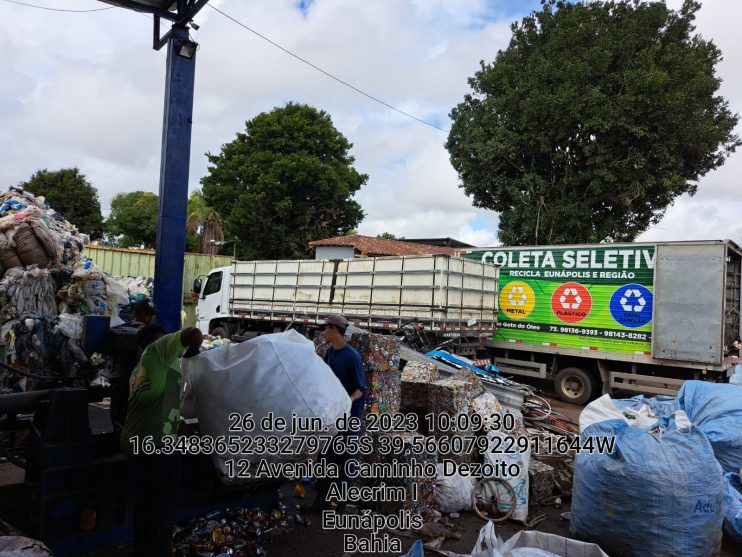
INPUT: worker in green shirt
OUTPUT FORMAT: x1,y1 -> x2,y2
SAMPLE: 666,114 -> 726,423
122,325 -> 203,557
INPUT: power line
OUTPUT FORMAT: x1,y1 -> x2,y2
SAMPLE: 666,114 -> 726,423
207,4 -> 448,133
0,0 -> 112,12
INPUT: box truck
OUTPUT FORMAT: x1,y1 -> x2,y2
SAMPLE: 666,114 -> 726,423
457,240 -> 741,403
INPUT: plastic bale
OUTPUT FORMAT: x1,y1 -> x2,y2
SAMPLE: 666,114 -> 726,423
678,380 -> 742,473
570,415 -> 724,557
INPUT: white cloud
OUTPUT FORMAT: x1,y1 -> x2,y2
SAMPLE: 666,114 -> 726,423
0,0 -> 739,247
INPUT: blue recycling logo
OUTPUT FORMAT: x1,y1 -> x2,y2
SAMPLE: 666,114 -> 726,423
609,284 -> 653,328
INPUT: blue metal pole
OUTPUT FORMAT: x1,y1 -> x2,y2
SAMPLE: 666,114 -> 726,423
153,25 -> 196,333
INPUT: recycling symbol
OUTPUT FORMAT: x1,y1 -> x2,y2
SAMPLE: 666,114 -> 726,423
551,282 -> 592,324
560,288 -> 582,310
499,281 -> 535,320
507,285 -> 528,306
619,288 -> 646,313
610,284 -> 653,328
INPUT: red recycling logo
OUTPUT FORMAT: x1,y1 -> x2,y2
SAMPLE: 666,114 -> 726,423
551,282 -> 592,323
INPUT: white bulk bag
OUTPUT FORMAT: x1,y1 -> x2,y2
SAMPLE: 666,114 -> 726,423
182,330 -> 351,478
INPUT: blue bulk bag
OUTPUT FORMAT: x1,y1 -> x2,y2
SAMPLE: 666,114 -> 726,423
723,473 -> 742,544
612,394 -> 679,418
678,380 -> 742,473
571,416 -> 724,557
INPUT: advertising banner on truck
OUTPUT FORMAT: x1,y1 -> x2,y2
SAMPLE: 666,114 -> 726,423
459,245 -> 655,355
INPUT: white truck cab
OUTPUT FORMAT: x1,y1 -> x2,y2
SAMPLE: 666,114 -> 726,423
195,266 -> 232,336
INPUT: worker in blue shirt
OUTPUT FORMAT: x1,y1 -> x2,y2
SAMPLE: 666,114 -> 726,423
306,314 -> 366,512
322,315 -> 366,420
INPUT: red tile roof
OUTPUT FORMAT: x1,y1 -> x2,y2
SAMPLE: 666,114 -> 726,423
309,235 -> 456,257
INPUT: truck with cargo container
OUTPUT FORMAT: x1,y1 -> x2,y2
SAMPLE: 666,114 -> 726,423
193,254 -> 498,355
456,240 -> 742,403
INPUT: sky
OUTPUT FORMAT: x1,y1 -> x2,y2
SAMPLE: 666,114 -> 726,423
0,0 -> 739,248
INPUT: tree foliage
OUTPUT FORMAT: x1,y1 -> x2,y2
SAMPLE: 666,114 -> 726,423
201,103 -> 366,259
19,168 -> 105,239
446,0 -> 740,245
187,190 -> 224,254
106,191 -> 158,248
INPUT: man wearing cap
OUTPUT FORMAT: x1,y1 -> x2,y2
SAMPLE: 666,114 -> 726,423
306,314 -> 367,512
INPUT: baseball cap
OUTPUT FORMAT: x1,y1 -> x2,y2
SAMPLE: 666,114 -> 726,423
133,299 -> 157,316
324,315 -> 349,330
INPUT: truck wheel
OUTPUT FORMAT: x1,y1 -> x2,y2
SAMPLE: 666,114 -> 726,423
555,367 -> 595,405
210,326 -> 229,338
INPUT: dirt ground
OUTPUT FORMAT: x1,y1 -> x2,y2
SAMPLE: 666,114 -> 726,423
1,393 -> 739,556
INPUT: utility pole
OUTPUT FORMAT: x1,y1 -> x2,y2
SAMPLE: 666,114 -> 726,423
100,1 -> 208,332
154,24 -> 196,332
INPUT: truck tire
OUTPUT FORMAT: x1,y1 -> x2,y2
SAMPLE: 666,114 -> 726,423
555,367 -> 595,405
210,326 -> 229,339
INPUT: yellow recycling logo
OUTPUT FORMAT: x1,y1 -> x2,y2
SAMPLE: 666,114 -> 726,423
499,281 -> 535,320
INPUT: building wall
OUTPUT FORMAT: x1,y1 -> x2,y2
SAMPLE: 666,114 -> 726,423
315,246 -> 356,260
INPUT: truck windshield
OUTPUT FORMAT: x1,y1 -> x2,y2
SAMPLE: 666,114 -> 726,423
203,271 -> 222,297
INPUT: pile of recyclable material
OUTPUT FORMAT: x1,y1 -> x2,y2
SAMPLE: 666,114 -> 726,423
0,188 -> 133,391
572,408 -> 724,557
118,275 -> 153,302
0,266 -> 58,320
201,335 -> 231,351
171,501 -> 310,556
57,265 -> 129,318
0,187 -> 84,275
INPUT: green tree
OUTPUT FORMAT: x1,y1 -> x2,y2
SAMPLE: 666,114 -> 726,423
19,168 -> 105,239
201,102 -> 367,259
187,190 -> 224,254
446,0 -> 740,245
377,232 -> 403,240
106,191 -> 158,248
